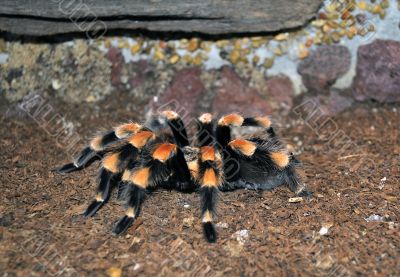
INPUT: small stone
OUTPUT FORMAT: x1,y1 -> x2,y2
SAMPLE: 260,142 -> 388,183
179,39 -> 189,49
316,255 -> 335,269
371,4 -> 382,14
298,48 -> 309,59
263,57 -> 274,69
200,41 -> 211,52
118,40 -> 129,49
319,227 -> 329,236
52,79 -> 62,90
353,40 -> 400,103
274,33 -> 289,41
0,39 -> 6,52
331,32 -> 341,43
216,222 -> 229,229
358,1 -> 367,10
182,54 -> 193,64
183,216 -> 194,227
193,54 -> 203,66
85,95 -> 96,102
234,39 -> 242,50
107,267 -> 122,277
229,50 -> 240,64
131,43 -> 141,54
169,54 -> 180,64
188,38 -> 199,52
154,49 -> 165,61
298,45 -> 351,93
232,229 -> 249,244
288,197 -> 303,203
305,38 -> 314,48
104,38 -> 112,49
380,0 -> 389,9
252,55 -> 260,66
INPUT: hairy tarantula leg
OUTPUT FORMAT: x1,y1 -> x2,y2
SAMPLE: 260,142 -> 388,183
197,113 -> 215,147
83,168 -> 113,217
57,123 -> 143,173
242,116 -> 275,137
169,147 -> 194,191
216,114 -> 276,150
161,111 -> 189,147
114,142 -> 182,234
284,155 -> 312,197
216,114 -> 244,149
83,131 -> 156,217
113,168 -> 149,235
198,146 -> 223,243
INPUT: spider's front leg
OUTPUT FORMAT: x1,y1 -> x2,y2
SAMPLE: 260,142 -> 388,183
83,130 -> 156,217
57,123 -> 142,173
113,142 -> 181,234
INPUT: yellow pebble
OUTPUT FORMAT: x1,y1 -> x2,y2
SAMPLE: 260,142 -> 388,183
182,54 -> 193,64
274,46 -> 284,56
154,49 -> 165,60
229,50 -> 240,64
200,41 -> 211,52
372,5 -> 382,14
216,40 -> 229,48
298,48 -> 309,59
118,41 -> 129,49
104,39 -> 112,49
358,1 -> 367,10
193,54 -> 202,65
263,57 -> 274,69
380,0 -> 390,9
179,39 -> 189,49
346,30 -> 355,40
169,54 -> 180,64
322,24 -> 332,33
331,32 -> 341,43
311,19 -> 326,27
274,33 -> 288,41
107,267 -> 122,277
252,55 -> 260,66
188,38 -> 199,52
234,39 -> 242,50
131,43 -> 141,54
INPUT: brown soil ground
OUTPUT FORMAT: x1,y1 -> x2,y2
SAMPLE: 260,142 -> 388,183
0,97 -> 399,277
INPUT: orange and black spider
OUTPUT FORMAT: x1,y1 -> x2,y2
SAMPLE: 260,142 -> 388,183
57,111 -> 310,243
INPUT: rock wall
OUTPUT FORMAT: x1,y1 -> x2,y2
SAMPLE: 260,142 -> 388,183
0,0 -> 399,120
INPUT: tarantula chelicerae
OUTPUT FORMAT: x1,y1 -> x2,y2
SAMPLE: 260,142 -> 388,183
57,111 -> 310,243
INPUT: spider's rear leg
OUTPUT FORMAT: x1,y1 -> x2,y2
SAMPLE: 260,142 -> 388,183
57,123 -> 142,173
227,138 -> 311,195
198,146 -> 224,243
215,113 -> 276,150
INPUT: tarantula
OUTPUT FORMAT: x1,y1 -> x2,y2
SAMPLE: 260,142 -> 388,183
57,111 -> 310,243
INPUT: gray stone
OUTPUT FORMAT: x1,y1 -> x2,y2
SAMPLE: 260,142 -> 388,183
298,45 -> 351,93
352,39 -> 400,103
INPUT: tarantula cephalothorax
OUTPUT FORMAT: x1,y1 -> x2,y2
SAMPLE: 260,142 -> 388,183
57,111 -> 310,243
